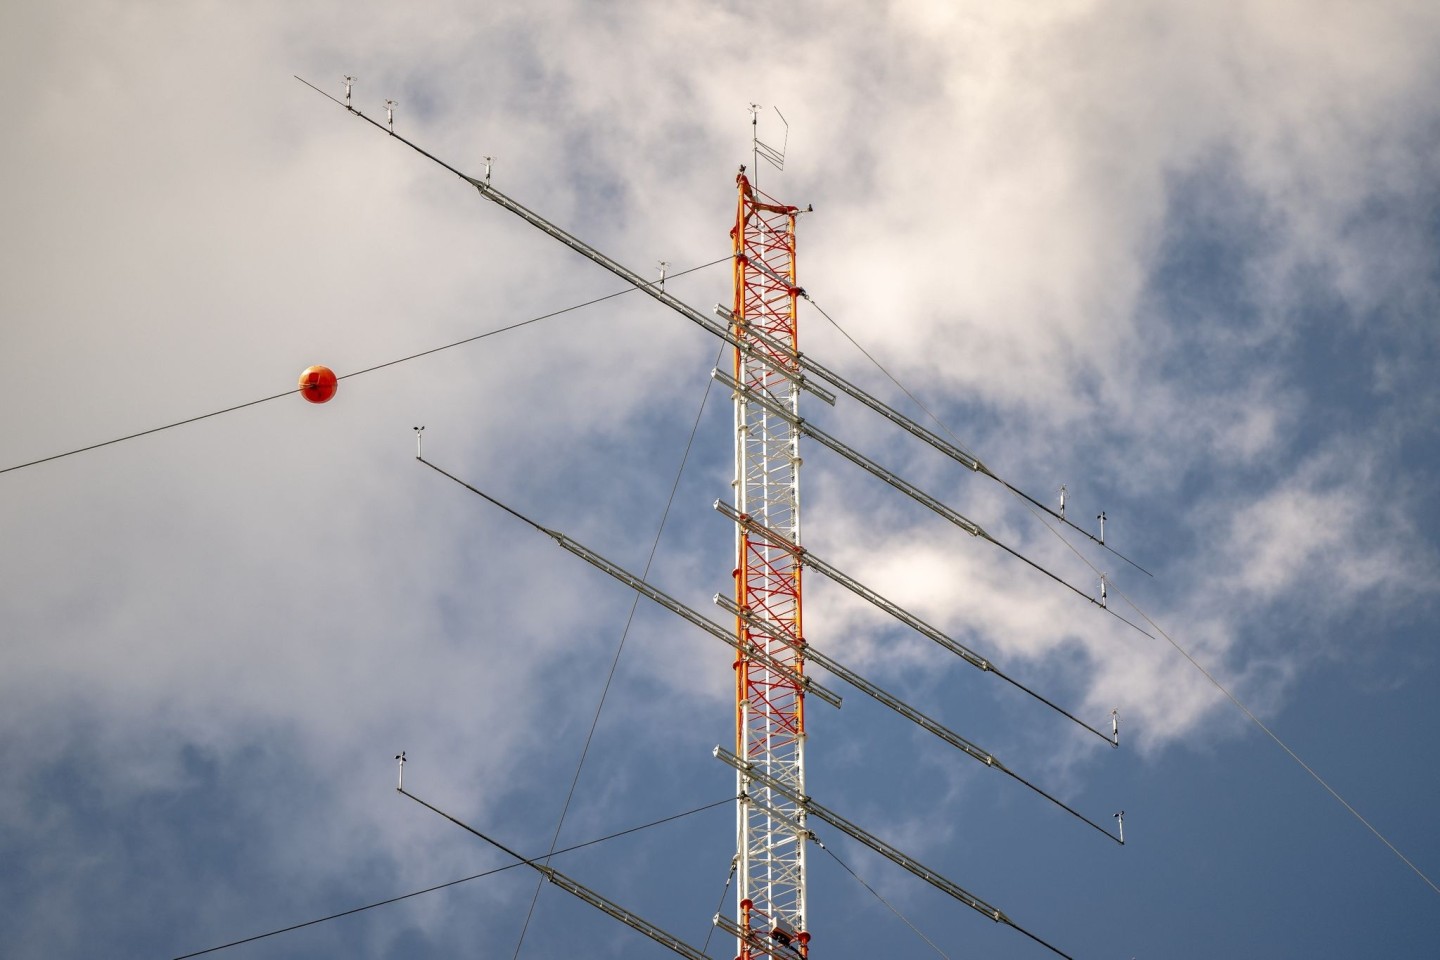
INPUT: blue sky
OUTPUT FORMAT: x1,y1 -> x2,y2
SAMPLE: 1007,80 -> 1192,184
2,2 -> 1438,958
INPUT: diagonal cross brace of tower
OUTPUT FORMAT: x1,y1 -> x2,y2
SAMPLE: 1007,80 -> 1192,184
730,169 -> 810,958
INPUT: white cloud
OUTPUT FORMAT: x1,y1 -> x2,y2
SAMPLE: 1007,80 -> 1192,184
1,2 -> 1437,958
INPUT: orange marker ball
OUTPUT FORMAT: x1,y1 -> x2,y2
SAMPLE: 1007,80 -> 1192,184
298,365 -> 338,404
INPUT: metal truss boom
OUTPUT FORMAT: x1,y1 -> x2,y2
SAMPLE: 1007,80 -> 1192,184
713,594 -> 1122,844
711,369 -> 1155,638
714,747 -> 1077,960
398,783 -> 713,960
416,455 -> 842,708
713,499 -> 1117,746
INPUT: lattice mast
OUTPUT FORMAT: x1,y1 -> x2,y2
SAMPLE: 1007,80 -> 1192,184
730,168 -> 809,959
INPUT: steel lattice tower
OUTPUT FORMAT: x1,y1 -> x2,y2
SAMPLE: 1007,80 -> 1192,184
730,169 -> 809,958
298,78 -> 1135,960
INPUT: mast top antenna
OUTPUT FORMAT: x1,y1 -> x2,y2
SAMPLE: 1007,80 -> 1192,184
748,104 -> 789,190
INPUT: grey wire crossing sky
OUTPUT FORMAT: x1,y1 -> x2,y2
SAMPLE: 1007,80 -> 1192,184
2,2 -> 1438,959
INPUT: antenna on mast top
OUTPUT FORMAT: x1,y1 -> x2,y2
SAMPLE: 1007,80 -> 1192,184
748,104 -> 788,190
748,103 -> 761,181
384,98 -> 397,133
342,75 -> 356,109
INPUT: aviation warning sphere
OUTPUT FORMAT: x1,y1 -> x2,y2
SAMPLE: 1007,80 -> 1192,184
298,365 -> 338,404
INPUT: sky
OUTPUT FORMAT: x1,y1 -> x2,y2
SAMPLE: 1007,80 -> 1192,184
2,1 -> 1438,958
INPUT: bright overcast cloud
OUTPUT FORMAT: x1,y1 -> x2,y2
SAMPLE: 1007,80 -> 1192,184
2,2 -> 1438,959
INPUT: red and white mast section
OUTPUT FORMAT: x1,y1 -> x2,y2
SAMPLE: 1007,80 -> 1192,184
730,167 -> 809,959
